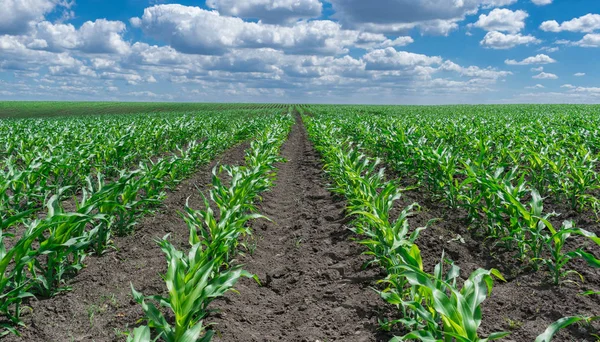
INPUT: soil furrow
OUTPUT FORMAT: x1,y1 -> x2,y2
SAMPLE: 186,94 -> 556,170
211,116 -> 386,342
11,141 -> 251,342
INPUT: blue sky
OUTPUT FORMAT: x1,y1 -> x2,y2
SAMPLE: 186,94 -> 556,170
0,0 -> 599,104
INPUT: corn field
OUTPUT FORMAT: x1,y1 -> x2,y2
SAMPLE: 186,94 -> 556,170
1,103 -> 599,342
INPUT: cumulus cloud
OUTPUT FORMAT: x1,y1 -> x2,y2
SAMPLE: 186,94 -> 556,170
328,0 -> 517,35
505,54 -> 556,65
531,0 -> 552,5
531,66 -> 544,72
12,19 -> 130,54
363,47 -> 442,70
480,31 -> 540,49
525,84 -> 545,89
354,33 -> 414,49
473,9 -> 529,33
132,4 -> 366,55
540,14 -> 600,33
574,72 -> 586,77
205,0 -> 322,25
532,72 -> 558,79
572,33 -> 600,47
77,20 -> 130,54
439,60 -> 512,79
0,0 -> 71,35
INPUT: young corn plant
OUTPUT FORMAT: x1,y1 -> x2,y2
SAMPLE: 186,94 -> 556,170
534,219 -> 600,285
130,237 -> 254,342
27,192 -> 105,297
535,315 -> 600,342
394,262 -> 509,342
0,214 -> 48,336
130,118 -> 292,342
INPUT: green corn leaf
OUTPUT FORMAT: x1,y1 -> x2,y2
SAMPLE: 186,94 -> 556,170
535,316 -> 599,342
127,326 -> 152,342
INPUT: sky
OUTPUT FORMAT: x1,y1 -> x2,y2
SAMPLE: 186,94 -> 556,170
0,0 -> 599,104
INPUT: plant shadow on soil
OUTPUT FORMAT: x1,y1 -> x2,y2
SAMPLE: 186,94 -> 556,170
7,115 -> 600,342
209,115 -> 395,342
8,141 -> 251,342
393,178 -> 600,342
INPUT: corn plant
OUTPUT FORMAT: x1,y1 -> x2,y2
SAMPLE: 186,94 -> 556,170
535,316 -> 600,342
304,113 -> 510,342
130,116 -> 293,341
534,219 -> 600,285
0,212 -> 49,335
393,262 -> 508,342
26,192 -> 105,297
130,237 -> 253,342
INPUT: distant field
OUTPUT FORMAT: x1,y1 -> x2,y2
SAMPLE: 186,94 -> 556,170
0,101 -> 290,118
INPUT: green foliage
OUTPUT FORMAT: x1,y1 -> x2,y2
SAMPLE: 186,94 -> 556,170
0,106 -> 287,335
303,112 -> 508,342
130,114 -> 293,341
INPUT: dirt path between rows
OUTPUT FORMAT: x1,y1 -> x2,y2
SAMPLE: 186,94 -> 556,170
210,116 -> 387,342
12,141 -> 251,342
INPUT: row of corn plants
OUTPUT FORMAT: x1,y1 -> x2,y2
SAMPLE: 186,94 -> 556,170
0,111 -> 282,336
0,109 -> 269,221
128,113 -> 293,342
308,105 -> 600,216
302,111 -> 598,342
309,107 -> 600,287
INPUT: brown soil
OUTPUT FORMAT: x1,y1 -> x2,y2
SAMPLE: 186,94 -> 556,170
395,188 -> 600,342
209,116 -> 387,342
10,141 -> 251,342
6,114 -> 599,342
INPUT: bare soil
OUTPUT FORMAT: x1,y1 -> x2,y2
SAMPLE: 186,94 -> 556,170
6,115 -> 600,342
209,115 -> 387,342
396,187 -> 600,342
10,141 -> 251,342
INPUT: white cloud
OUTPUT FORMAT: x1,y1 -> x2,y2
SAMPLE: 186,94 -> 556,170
531,0 -> 552,5
379,36 -> 415,48
205,0 -> 322,25
328,0 -> 517,36
540,14 -> 600,33
525,84 -> 545,89
555,33 -> 600,47
538,46 -> 559,53
20,19 -> 130,54
354,33 -> 414,49
473,9 -> 528,33
574,72 -> 586,77
532,72 -> 558,79
531,66 -> 543,72
484,0 -> 519,7
363,47 -> 442,70
77,20 -> 129,54
571,86 -> 600,94
132,4 -> 364,55
572,33 -> 600,47
0,0 -> 71,35
47,53 -> 97,77
480,31 -> 540,49
505,54 -> 556,65
559,84 -> 600,95
439,60 -> 512,79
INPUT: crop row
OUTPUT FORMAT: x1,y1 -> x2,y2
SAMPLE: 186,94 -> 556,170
0,110 -> 284,336
308,105 -> 600,285
128,113 -> 294,341
0,109 -> 273,222
302,109 -> 599,342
